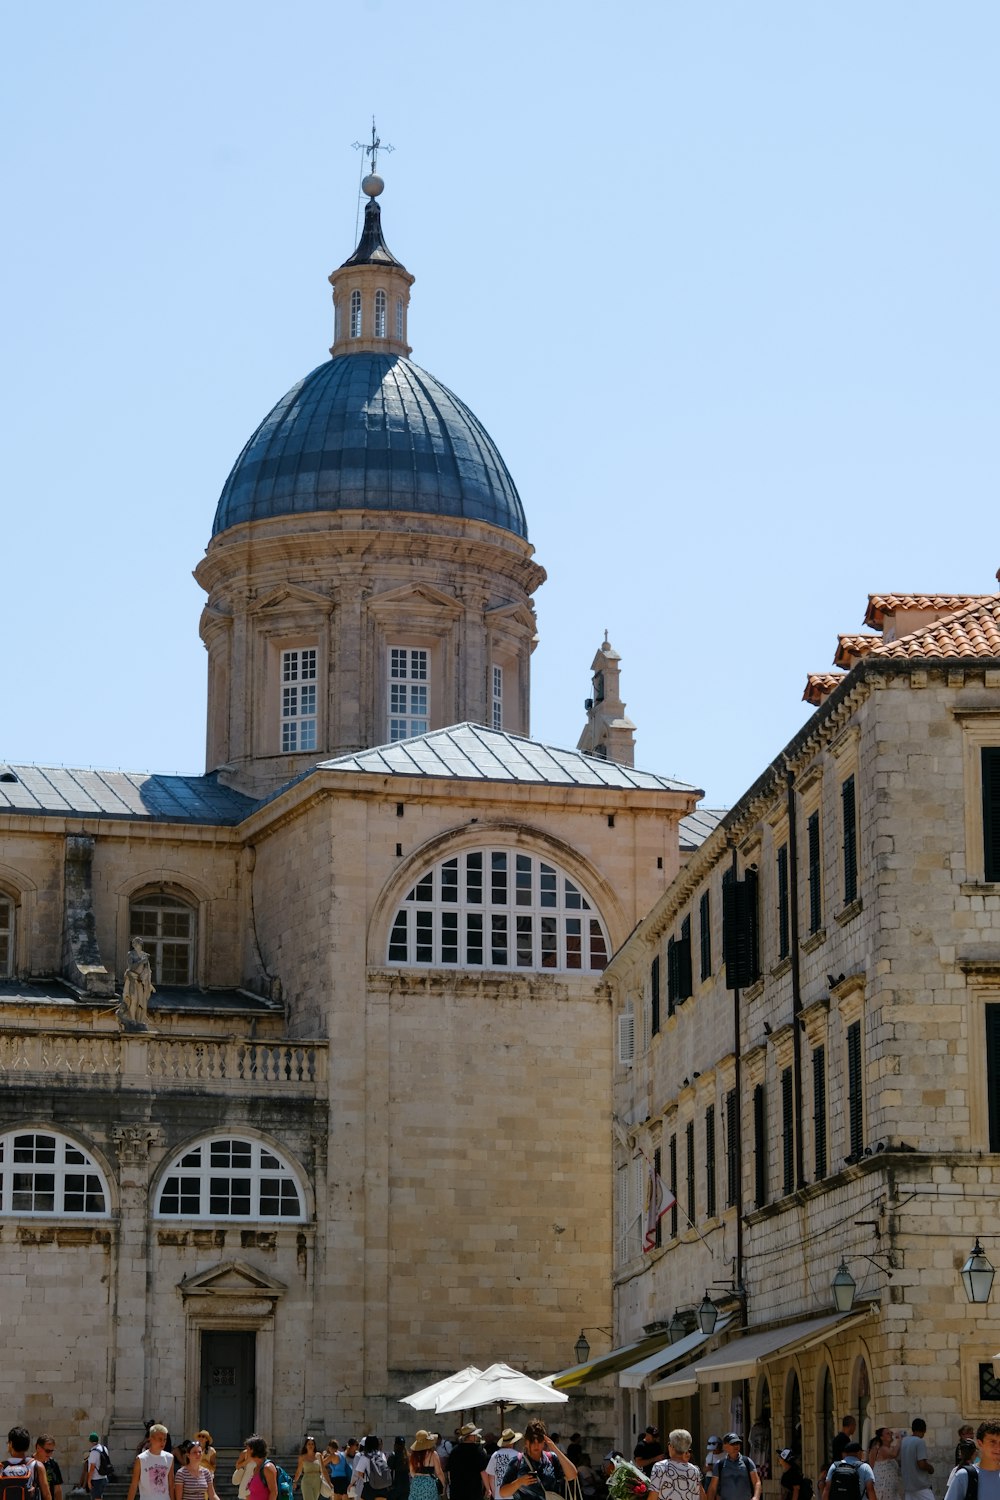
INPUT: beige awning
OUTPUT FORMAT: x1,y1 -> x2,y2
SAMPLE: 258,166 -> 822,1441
547,1328 -> 679,1390
618,1316 -> 733,1389
647,1308 -> 872,1400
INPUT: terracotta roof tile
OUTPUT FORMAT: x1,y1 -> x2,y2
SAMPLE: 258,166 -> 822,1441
803,672 -> 846,706
868,597 -> 1000,661
864,593 -> 995,630
834,633 -> 879,669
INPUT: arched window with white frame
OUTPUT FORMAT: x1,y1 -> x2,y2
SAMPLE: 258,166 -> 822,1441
0,892 -> 13,978
350,288 -> 362,339
129,890 -> 197,986
387,848 -> 610,972
374,289 -> 387,338
395,296 -> 404,341
0,1130 -> 109,1217
154,1136 -> 305,1221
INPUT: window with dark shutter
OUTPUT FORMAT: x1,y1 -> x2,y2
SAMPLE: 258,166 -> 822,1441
753,1082 -> 768,1207
725,1087 -> 739,1207
700,890 -> 712,980
669,1134 -> 678,1237
667,936 -> 677,1017
651,955 -> 661,1036
986,1006 -> 1000,1151
807,811 -> 822,932
842,775 -> 858,905
653,1145 -> 663,1248
984,749 -> 1000,882
723,870 -> 760,988
679,915 -> 693,1000
781,1066 -> 794,1195
685,1120 -> 695,1223
705,1104 -> 716,1218
777,844 -> 790,960
812,1044 -> 827,1178
846,1021 -> 863,1158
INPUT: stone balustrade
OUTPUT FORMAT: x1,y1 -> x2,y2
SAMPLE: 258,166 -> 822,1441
0,1029 -> 327,1090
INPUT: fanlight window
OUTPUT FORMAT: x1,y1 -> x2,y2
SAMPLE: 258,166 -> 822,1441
0,1131 -> 108,1217
350,289 -> 362,339
155,1137 -> 304,1221
0,895 -> 12,978
388,849 -> 610,972
374,289 -> 387,338
129,893 -> 195,986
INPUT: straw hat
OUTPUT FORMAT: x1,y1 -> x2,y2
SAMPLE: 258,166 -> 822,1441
410,1433 -> 438,1454
500,1431 -> 523,1447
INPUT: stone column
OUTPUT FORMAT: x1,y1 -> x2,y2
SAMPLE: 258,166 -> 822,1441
107,1123 -> 161,1457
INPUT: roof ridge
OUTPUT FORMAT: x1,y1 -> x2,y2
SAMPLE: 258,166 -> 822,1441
869,594 -> 1000,656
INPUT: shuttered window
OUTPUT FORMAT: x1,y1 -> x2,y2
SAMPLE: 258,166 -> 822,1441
685,1120 -> 695,1224
987,1006 -> 1000,1151
725,1087 -> 739,1207
705,1105 -> 716,1218
618,1009 -> 635,1065
777,844 -> 790,960
653,1146 -> 663,1249
842,775 -> 858,905
700,890 -> 712,980
781,1066 -> 794,1195
847,1021 -> 864,1158
667,919 -> 693,1012
807,811 -> 822,932
723,869 -> 760,989
984,749 -> 1000,882
669,1134 -> 678,1238
651,955 -> 661,1036
812,1044 -> 827,1179
753,1083 -> 768,1207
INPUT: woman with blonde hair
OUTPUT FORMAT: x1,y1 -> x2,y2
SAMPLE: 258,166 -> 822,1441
195,1435 -> 217,1475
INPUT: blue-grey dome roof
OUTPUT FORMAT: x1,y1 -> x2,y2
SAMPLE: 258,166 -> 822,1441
212,353 -> 527,539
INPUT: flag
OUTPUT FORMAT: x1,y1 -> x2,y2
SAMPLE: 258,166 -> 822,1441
643,1156 -> 676,1252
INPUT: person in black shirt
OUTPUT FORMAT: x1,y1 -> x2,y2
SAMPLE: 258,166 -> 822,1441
448,1427 -> 488,1500
831,1422 -> 857,1466
635,1432 -> 665,1476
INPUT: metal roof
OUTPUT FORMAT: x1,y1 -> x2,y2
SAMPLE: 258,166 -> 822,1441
679,806 -> 726,849
0,765 -> 257,825
318,723 -> 700,793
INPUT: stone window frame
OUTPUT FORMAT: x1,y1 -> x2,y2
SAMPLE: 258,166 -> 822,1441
0,865 -> 36,979
374,287 -> 387,339
350,288 -> 362,338
117,872 -> 212,991
0,1127 -> 111,1218
491,662 -> 503,730
153,1134 -> 307,1223
387,645 -> 430,741
953,709 -> 1000,888
960,972 -> 1000,1151
279,644 -> 318,754
128,887 -> 198,988
0,889 -> 13,979
832,976 -> 866,1166
828,727 -> 862,924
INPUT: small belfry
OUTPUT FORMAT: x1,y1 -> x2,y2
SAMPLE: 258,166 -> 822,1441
329,170 -> 414,358
577,633 -> 637,767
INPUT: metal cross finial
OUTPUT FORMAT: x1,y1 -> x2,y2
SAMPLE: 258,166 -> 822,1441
353,116 -> 394,175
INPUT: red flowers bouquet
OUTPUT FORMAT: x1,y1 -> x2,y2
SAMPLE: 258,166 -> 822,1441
607,1460 -> 651,1500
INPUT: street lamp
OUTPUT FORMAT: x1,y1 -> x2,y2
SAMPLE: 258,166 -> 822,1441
698,1292 -> 719,1335
961,1238 -> 996,1304
831,1260 -> 857,1313
668,1309 -> 686,1343
574,1331 -> 590,1365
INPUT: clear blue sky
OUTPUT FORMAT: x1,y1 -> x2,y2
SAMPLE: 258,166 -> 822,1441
3,2 -> 998,808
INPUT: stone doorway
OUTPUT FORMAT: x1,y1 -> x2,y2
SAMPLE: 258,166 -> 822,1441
200,1330 -> 256,1447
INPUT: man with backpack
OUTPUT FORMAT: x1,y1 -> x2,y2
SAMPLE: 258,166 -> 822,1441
707,1435 -> 761,1500
85,1436 -> 113,1500
822,1442 -> 876,1500
2,1427 -> 52,1500
354,1439 -> 393,1500
944,1419 -> 1000,1500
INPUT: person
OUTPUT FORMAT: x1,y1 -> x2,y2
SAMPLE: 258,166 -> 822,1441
704,1442 -> 723,1484
635,1431 -> 665,1477
35,1438 -> 63,1500
126,1425 -> 173,1500
246,1438 -> 279,1500
408,1433 -> 445,1500
823,1443 -> 877,1500
946,1443 -> 978,1492
355,1437 -> 392,1500
953,1433 -> 975,1470
5,1428 -> 52,1500
866,1430 -> 901,1500
486,1433 -> 522,1500
325,1445 -> 352,1500
899,1422 -> 934,1500
498,1422 -> 578,1500
777,1450 -> 804,1500
567,1442 -> 584,1470
173,1442 -> 218,1500
833,1426 -> 859,1467
295,1439 -> 324,1500
195,1437 -> 217,1477
388,1440 -> 409,1500
945,1421 -> 1000,1500
86,1435 -> 111,1500
448,1426 -> 488,1500
649,1428 -> 703,1500
707,1435 -> 761,1500
576,1455 -> 602,1500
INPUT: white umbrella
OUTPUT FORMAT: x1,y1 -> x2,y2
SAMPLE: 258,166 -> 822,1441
434,1362 -> 568,1426
401,1366 -> 485,1412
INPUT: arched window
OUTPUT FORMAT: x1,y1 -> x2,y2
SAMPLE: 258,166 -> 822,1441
374,289 -> 387,338
853,1356 -> 871,1447
350,289 -> 362,339
0,1130 -> 108,1217
0,893 -> 13,978
129,892 -> 196,986
387,849 -> 610,972
786,1370 -> 803,1456
396,296 -> 404,341
818,1365 -> 835,1469
155,1137 -> 304,1221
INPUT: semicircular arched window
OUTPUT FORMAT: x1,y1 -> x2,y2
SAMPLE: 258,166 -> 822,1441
0,1130 -> 109,1217
129,891 -> 196,986
350,288 -> 362,339
374,288 -> 387,338
387,849 -> 610,972
154,1136 -> 304,1221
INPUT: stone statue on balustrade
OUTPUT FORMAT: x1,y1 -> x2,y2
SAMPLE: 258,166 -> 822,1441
119,936 -> 156,1030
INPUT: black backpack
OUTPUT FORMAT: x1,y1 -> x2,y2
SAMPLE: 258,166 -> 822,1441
827,1462 -> 861,1500
798,1476 -> 814,1500
97,1448 -> 116,1481
958,1467 -> 978,1500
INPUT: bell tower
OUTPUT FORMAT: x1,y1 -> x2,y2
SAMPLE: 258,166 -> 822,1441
577,635 -> 636,767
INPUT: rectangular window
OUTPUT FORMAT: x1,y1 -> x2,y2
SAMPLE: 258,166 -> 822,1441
807,811 -> 822,933
705,1105 -> 716,1219
847,1020 -> 864,1158
280,648 -> 318,753
842,774 -> 858,905
617,1009 -> 635,1065
725,1087 -> 738,1207
685,1119 -> 695,1225
492,664 -> 503,730
388,647 -> 429,741
723,868 -> 760,988
984,749 -> 1000,882
653,1146 -> 663,1249
812,1044 -> 827,1179
650,955 -> 661,1036
668,918 -> 693,1010
777,844 -> 790,960
700,890 -> 711,980
668,1134 -> 678,1238
753,1082 -> 767,1208
0,896 -> 11,978
781,1065 -> 794,1195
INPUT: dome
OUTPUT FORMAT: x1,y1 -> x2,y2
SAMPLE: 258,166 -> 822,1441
212,353 -> 527,539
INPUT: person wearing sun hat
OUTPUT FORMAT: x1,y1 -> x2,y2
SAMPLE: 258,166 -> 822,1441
704,1442 -> 723,1483
448,1426 -> 488,1500
407,1432 -> 445,1500
486,1433 -> 522,1499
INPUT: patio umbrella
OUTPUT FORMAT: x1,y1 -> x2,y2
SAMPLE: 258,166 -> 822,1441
433,1362 -> 568,1427
401,1366 -> 485,1412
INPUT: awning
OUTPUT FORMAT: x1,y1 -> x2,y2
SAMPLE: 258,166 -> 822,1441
619,1316 -> 733,1389
647,1308 -> 872,1400
547,1328 -> 679,1390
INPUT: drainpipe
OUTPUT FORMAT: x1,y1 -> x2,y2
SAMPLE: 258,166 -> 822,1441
729,842 -> 745,1300
786,765 -> 806,1189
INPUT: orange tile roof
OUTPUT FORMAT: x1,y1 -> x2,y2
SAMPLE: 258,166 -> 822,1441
803,672 -> 846,705
868,597 -> 1000,661
864,593 -> 995,630
834,633 -> 879,668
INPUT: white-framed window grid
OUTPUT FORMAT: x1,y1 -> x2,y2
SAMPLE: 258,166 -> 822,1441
281,647 -> 318,753
155,1137 -> 304,1221
0,1131 -> 108,1217
395,296 -> 404,341
0,895 -> 12,978
492,664 -> 503,730
389,646 -> 429,741
129,892 -> 196,986
350,288 -> 362,339
388,848 -> 610,972
374,288 -> 387,338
